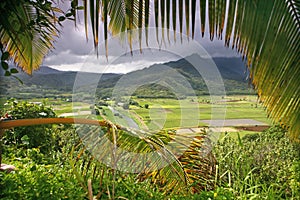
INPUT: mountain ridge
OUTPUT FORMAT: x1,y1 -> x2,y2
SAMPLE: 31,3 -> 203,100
1,55 -> 253,99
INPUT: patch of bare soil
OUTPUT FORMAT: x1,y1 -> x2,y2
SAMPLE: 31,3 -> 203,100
236,125 -> 270,132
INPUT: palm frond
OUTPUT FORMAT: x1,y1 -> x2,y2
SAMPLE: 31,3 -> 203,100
166,0 -> 171,42
69,123 -> 216,195
103,0 -> 108,57
154,0 -> 160,44
191,0 -> 196,39
172,0 -> 177,41
225,0 -> 237,47
138,0 -> 143,52
231,0 -> 299,141
89,0 -> 96,48
100,0 -> 300,141
145,0 -> 150,45
200,0 -> 206,37
0,0 -> 59,74
108,0 -> 126,35
83,0 -> 88,41
208,0 -> 215,41
185,0 -> 190,40
179,0 -> 184,42
160,0 -> 165,44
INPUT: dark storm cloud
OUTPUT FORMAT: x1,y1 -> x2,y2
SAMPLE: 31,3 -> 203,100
43,1 -> 240,73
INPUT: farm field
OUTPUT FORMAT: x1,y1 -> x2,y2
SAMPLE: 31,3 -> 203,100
1,96 -> 298,200
130,95 -> 271,129
4,95 -> 271,132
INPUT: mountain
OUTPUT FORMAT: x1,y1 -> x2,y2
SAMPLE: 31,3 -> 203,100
96,54 -> 252,98
16,66 -> 121,91
164,55 -> 248,81
32,66 -> 61,74
0,55 -> 253,99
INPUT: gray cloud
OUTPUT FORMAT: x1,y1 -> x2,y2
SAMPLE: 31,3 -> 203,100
43,1 -> 240,74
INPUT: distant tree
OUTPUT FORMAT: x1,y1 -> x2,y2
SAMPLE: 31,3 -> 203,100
123,103 -> 129,110
145,104 -> 149,109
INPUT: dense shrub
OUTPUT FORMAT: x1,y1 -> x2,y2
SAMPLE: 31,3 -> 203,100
1,123 -> 85,199
214,126 -> 300,199
1,100 -> 299,199
2,99 -> 56,153
0,148 -> 86,200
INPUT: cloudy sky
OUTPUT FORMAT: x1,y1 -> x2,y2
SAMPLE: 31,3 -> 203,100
43,1 -> 240,74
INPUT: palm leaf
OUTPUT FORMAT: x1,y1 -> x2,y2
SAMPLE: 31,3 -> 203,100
217,0 -> 226,39
95,0 -> 100,56
83,0 -> 88,41
226,0 -> 300,141
145,0 -> 150,46
185,0 -> 190,40
103,0 -> 108,58
0,0 -> 59,74
172,0 -> 177,41
70,124 -> 216,195
161,0 -> 166,44
179,0 -> 183,42
200,0 -> 206,37
191,0 -> 196,39
225,0 -> 237,47
127,0 -> 134,55
138,0 -> 143,52
166,0 -> 171,42
108,0 -> 126,35
154,0 -> 159,44
208,0 -> 215,40
89,0 -> 96,47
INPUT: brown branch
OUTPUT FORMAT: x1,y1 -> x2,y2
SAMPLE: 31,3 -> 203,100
0,118 -> 110,129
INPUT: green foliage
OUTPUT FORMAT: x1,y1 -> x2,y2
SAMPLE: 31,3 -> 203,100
0,0 -> 62,74
122,103 -> 129,110
86,0 -> 300,140
214,126 -> 300,199
2,99 -> 56,153
174,187 -> 235,200
0,147 -> 86,199
67,125 -> 217,198
289,161 -> 300,198
1,121 -> 86,199
0,43 -> 21,83
1,98 -> 298,199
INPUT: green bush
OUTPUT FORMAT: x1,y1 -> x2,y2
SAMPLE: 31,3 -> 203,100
1,99 -> 299,199
1,124 -> 86,199
214,126 -> 300,199
2,99 -> 56,153
289,161 -> 300,198
0,149 -> 86,200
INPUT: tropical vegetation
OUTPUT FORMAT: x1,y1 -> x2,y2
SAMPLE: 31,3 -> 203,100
1,0 -> 299,140
0,0 -> 299,199
1,101 -> 299,199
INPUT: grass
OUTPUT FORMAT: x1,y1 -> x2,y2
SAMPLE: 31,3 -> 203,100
218,130 -> 259,140
2,99 -> 297,199
30,95 -> 271,130
131,95 -> 271,129
1,95 -> 271,130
